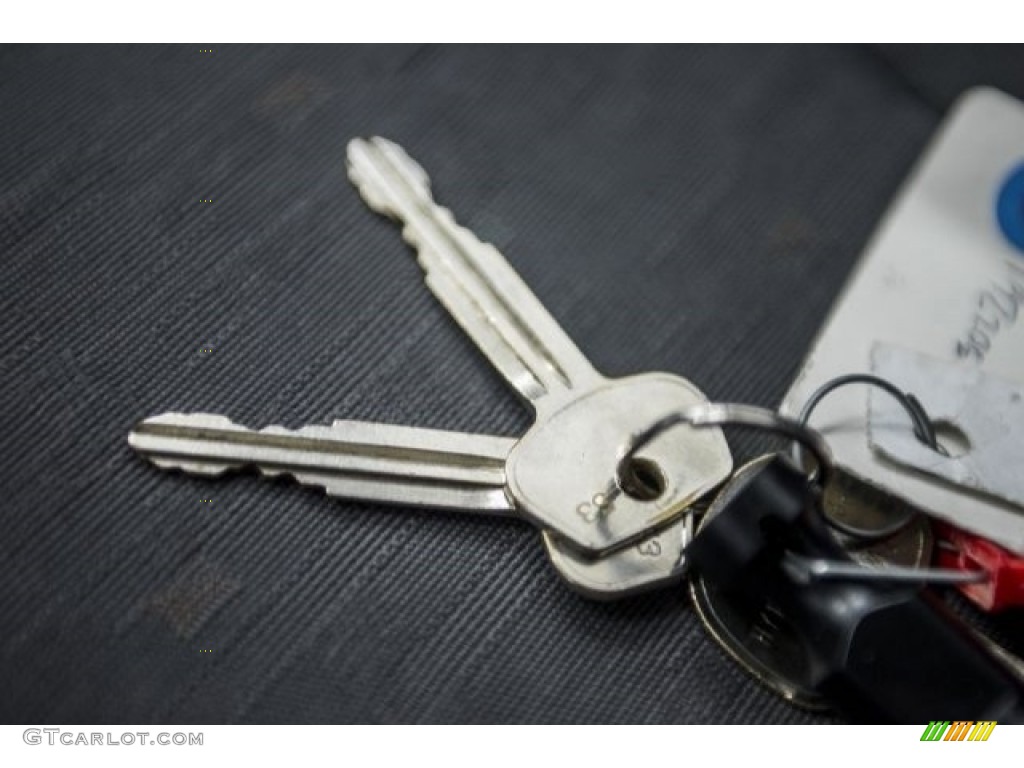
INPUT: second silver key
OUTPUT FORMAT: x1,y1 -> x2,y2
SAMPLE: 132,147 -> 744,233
129,412 -> 693,600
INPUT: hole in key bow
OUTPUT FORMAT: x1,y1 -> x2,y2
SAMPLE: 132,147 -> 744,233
618,457 -> 667,501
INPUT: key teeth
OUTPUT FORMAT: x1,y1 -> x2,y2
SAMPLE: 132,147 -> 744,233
150,457 -> 240,476
345,136 -> 432,218
127,412 -> 247,476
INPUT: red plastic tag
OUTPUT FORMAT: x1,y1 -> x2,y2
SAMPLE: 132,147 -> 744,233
935,522 -> 1024,611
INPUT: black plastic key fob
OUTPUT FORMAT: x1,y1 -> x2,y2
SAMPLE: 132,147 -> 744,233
688,455 -> 1024,724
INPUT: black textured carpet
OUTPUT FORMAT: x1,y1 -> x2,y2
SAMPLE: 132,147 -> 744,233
2,44 -> 1023,724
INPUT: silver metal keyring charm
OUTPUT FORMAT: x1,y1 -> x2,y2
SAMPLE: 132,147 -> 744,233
615,402 -> 834,492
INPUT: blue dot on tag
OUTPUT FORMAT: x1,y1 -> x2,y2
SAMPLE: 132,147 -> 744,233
996,162 -> 1024,253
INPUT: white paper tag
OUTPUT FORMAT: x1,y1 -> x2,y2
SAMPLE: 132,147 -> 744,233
779,87 -> 1024,553
869,343 -> 1024,510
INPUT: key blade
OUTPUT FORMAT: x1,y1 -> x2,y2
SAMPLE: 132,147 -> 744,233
130,413 -> 706,600
128,412 -> 516,514
346,136 -> 433,219
345,136 -> 600,409
129,413 -> 245,475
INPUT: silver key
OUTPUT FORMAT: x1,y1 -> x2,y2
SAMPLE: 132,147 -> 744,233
129,412 -> 514,513
347,137 -> 733,554
129,412 -> 692,599
543,513 -> 692,600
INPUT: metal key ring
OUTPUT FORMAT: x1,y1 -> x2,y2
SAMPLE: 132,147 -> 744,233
616,402 -> 834,490
794,373 -> 945,540
796,373 -> 944,455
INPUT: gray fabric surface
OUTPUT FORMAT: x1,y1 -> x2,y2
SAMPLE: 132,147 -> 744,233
1,44 -> 1021,724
